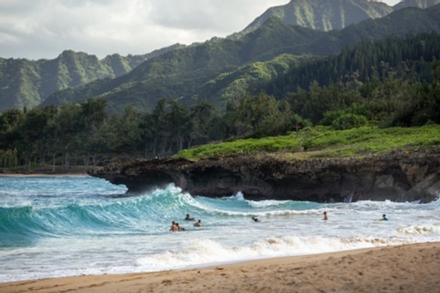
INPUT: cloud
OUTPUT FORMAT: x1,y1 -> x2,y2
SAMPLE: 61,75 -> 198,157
0,0 -> 290,59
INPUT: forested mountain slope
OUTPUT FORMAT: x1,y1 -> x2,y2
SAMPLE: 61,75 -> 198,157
44,5 -> 440,112
241,0 -> 392,34
241,0 -> 440,35
0,44 -> 183,111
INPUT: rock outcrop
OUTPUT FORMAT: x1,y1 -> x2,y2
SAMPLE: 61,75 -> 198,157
89,148 -> 440,203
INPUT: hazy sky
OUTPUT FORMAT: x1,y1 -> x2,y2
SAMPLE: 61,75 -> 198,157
0,0 -> 401,60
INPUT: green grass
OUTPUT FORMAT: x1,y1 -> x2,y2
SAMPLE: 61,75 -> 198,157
178,125 -> 440,160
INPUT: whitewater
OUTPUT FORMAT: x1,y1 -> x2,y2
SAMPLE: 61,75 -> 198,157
0,176 -> 439,282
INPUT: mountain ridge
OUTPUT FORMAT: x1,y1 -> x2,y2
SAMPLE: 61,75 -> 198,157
241,0 -> 393,35
0,44 -> 184,111
43,5 -> 440,112
240,0 -> 440,36
2,1 -> 440,112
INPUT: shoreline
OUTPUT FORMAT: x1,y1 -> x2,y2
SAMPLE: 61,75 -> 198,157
2,242 -> 439,292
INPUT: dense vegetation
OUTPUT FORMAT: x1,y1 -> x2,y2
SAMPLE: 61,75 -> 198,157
0,94 -> 302,169
269,33 -> 440,125
270,34 -> 440,96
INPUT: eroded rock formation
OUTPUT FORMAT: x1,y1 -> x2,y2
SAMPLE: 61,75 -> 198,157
89,148 -> 440,203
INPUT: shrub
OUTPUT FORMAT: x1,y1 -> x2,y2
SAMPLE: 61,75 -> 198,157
331,113 -> 368,130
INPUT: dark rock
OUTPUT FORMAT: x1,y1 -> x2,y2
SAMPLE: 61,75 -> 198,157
89,148 -> 440,203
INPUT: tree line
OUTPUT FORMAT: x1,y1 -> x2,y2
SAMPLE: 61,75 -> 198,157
0,95 -> 303,169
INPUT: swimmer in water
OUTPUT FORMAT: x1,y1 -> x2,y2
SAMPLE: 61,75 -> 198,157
185,214 -> 195,221
176,223 -> 185,231
169,221 -> 178,232
252,216 -> 260,223
382,214 -> 388,221
323,211 -> 328,221
194,219 -> 202,227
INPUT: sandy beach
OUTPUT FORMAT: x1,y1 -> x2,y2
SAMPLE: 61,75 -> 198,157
1,242 -> 439,293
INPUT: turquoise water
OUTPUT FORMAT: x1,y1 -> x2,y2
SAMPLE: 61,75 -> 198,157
0,175 -> 439,282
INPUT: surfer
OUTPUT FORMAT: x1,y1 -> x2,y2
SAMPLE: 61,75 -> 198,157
194,219 -> 202,227
185,214 -> 195,221
381,214 -> 389,221
252,216 -> 260,223
323,211 -> 328,221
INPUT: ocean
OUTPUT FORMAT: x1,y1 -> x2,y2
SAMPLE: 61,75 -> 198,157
0,175 -> 439,282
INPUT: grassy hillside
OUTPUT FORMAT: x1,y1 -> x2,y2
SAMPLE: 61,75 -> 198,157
178,125 -> 440,160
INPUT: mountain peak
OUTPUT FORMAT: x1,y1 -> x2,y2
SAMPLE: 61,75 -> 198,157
394,0 -> 440,9
241,0 -> 393,35
240,0 -> 440,36
58,49 -> 80,57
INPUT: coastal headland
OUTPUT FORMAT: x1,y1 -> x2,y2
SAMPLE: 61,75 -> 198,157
90,147 -> 440,203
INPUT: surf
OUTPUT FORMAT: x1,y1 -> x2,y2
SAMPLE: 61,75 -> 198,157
0,176 -> 439,283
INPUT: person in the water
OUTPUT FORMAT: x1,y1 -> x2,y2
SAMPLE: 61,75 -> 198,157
194,219 -> 202,227
170,221 -> 178,232
252,216 -> 260,222
382,214 -> 389,221
185,214 -> 195,221
323,211 -> 328,221
176,223 -> 185,231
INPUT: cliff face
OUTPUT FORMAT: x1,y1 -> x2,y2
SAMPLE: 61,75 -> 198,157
90,148 -> 440,203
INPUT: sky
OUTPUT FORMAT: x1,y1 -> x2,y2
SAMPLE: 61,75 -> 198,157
0,0 -> 401,60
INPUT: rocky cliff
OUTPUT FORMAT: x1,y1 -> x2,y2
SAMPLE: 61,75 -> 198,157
90,148 -> 440,203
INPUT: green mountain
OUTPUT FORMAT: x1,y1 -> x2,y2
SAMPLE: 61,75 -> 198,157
240,0 -> 440,36
268,33 -> 440,108
241,0 -> 393,34
0,44 -> 183,112
44,5 -> 440,112
44,20 -> 330,111
197,54 -> 310,106
394,0 -> 440,10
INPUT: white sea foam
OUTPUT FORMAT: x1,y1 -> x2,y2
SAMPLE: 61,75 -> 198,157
397,224 -> 440,235
246,199 -> 290,208
136,236 -> 405,272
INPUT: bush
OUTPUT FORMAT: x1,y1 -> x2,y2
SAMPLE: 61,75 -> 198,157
331,113 -> 368,130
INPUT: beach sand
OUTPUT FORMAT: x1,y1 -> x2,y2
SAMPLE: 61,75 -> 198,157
1,242 -> 440,293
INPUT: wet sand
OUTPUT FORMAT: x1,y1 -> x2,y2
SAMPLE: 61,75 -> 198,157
1,242 -> 440,293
